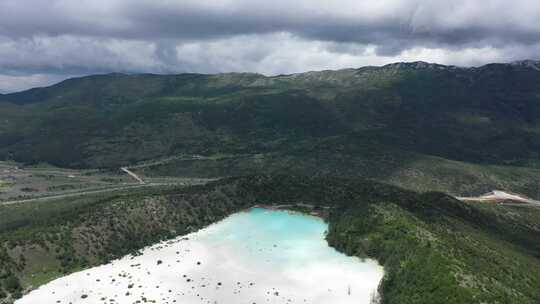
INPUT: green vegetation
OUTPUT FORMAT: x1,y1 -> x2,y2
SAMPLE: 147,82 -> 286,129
328,196 -> 540,303
1,176 -> 539,303
1,62 -> 540,303
0,182 -> 250,301
2,62 -> 540,199
1,62 -> 540,172
134,142 -> 540,197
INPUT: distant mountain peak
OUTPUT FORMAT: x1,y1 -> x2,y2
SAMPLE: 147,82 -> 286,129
508,59 -> 540,71
382,60 -> 540,72
382,61 -> 458,70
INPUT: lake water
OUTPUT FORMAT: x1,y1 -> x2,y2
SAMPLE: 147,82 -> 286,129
17,208 -> 384,304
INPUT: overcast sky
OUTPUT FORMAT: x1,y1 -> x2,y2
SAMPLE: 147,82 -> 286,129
1,0 -> 539,93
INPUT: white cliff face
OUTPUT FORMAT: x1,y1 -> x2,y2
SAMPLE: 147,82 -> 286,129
457,190 -> 540,205
16,208 -> 384,304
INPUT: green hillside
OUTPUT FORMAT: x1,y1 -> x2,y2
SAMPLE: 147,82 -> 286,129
1,61 -> 540,170
132,139 -> 540,197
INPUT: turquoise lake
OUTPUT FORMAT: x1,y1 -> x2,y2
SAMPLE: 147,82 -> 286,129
18,208 -> 384,304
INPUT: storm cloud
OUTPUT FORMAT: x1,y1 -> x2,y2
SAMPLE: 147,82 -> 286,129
1,0 -> 539,92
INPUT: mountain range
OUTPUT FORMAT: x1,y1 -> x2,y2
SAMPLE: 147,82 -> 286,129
2,61 -> 540,304
1,60 -> 540,196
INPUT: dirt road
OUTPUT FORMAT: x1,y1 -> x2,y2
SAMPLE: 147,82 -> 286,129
0,183 -> 167,206
121,167 -> 145,184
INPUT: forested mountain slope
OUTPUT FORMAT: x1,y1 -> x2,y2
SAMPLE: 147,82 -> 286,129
1,61 -> 540,169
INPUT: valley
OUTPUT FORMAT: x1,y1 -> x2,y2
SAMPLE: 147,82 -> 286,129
2,0 -> 540,303
0,160 -> 212,205
1,61 -> 540,304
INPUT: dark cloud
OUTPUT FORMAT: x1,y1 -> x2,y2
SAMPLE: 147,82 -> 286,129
2,1 -> 539,47
0,0 -> 539,92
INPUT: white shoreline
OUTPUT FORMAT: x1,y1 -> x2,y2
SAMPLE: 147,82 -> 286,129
17,208 -> 384,304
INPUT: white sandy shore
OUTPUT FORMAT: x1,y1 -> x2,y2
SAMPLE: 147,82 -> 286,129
17,208 -> 384,304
